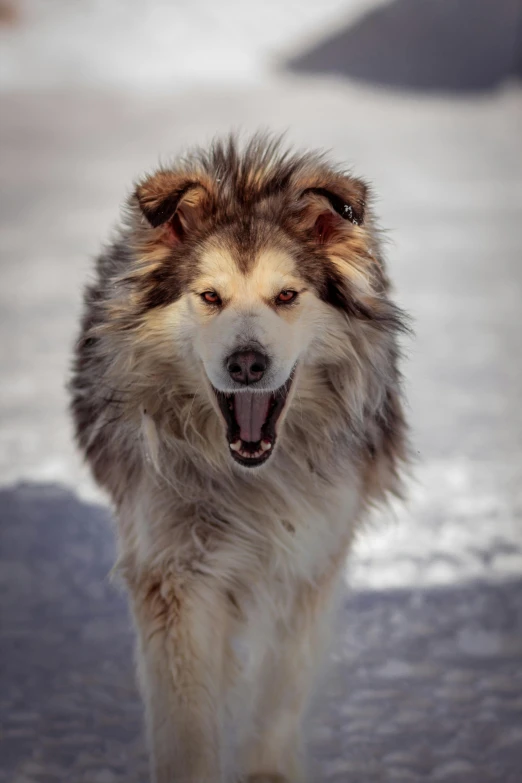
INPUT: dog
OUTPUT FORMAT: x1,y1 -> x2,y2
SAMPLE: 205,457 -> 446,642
70,134 -> 408,783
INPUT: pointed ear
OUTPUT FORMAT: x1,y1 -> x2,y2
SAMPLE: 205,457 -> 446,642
298,176 -> 367,244
134,171 -> 212,241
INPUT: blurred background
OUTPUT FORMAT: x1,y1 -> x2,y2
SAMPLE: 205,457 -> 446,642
1,1 -> 521,781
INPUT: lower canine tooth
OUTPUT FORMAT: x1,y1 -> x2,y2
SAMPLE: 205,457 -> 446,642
230,440 -> 241,452
261,440 -> 272,451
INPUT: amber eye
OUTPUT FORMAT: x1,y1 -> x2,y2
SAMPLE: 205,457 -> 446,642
201,291 -> 221,305
276,289 -> 298,304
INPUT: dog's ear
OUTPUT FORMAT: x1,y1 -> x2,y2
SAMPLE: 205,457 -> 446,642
294,175 -> 407,332
135,171 -> 212,242
297,175 -> 367,244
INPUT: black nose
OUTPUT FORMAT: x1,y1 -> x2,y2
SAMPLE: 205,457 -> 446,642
227,350 -> 268,385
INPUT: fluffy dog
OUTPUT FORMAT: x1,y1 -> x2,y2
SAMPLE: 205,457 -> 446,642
70,135 -> 408,783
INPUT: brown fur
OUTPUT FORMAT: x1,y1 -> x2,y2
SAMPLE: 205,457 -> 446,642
70,134 -> 409,782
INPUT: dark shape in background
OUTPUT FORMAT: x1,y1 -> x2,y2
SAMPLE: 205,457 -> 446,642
287,0 -> 522,92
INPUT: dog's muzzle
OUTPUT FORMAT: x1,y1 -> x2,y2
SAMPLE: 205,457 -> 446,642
212,370 -> 294,468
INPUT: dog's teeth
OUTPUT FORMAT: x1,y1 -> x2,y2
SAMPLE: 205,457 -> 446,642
231,441 -> 272,459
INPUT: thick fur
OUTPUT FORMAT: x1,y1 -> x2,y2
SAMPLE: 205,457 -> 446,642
70,135 -> 408,783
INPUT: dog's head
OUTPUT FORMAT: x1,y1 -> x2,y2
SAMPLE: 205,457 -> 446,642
122,137 -> 403,470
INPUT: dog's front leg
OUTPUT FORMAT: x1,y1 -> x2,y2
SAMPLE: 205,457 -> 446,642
131,568 -> 227,783
245,547 -> 349,783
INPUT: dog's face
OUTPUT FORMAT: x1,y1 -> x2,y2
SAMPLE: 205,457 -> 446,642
127,141 -> 399,469
181,237 -> 330,468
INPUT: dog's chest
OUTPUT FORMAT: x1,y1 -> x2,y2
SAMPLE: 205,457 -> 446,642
262,466 -> 362,582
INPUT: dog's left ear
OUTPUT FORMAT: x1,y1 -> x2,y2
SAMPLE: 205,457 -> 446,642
135,171 -> 212,242
297,176 -> 367,244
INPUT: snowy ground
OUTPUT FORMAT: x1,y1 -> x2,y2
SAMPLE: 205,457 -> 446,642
0,0 -> 383,91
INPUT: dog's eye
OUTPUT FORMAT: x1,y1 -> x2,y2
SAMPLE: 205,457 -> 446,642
201,291 -> 221,305
276,290 -> 298,304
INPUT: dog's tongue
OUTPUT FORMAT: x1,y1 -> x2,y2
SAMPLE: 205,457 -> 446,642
234,391 -> 271,443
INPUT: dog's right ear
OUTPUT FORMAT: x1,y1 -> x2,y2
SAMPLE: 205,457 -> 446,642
135,171 -> 212,242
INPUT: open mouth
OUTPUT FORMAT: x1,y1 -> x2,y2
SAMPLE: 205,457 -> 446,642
213,375 -> 294,468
